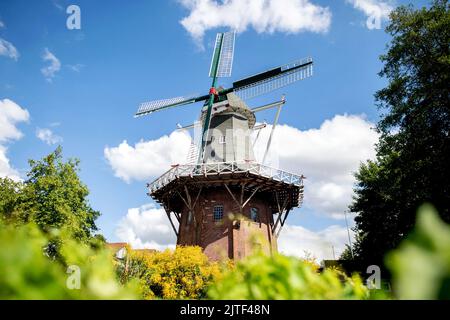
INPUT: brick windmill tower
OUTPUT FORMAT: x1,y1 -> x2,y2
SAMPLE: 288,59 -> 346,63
135,32 -> 313,260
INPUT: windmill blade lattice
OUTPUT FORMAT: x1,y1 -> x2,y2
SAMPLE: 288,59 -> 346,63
233,57 -> 313,101
209,31 -> 236,78
135,94 -> 207,117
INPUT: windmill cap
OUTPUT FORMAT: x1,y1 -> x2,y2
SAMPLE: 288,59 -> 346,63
204,93 -> 256,128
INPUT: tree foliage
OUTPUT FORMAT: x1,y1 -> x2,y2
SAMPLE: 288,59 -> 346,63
350,0 -> 450,263
0,146 -> 100,246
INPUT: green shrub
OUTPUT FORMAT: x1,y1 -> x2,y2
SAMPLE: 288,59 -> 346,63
0,222 -> 139,299
207,252 -> 370,300
386,204 -> 450,299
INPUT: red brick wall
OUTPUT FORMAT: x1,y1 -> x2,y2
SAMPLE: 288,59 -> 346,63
177,187 -> 277,261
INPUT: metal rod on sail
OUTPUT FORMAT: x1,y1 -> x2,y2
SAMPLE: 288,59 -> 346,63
262,96 -> 285,165
251,97 -> 286,113
252,123 -> 266,147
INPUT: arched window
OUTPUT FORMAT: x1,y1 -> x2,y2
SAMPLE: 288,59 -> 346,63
250,207 -> 259,222
213,205 -> 224,222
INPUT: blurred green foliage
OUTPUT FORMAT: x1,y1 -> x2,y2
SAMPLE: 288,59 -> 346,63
386,204 -> 450,299
1,202 -> 450,300
0,222 -> 138,299
207,252 -> 370,300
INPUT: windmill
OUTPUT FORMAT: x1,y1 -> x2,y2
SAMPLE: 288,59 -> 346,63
135,31 -> 313,164
136,32 -> 312,260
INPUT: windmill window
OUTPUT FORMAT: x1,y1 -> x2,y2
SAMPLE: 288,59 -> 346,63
219,136 -> 226,144
213,205 -> 224,222
250,207 -> 259,222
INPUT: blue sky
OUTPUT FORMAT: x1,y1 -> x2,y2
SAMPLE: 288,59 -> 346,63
0,0 -> 429,260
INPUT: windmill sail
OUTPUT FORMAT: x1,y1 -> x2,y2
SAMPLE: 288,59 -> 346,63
209,31 -> 236,78
232,57 -> 313,100
135,94 -> 209,117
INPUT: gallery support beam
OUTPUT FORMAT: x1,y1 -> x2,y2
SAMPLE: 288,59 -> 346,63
224,184 -> 261,214
164,207 -> 179,237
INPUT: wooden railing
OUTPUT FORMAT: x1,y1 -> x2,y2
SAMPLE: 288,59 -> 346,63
147,161 -> 304,193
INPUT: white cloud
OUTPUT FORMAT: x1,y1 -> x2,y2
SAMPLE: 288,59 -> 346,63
36,128 -> 63,145
255,114 -> 378,218
179,0 -> 331,44
104,131 -> 192,183
0,99 -> 30,143
0,145 -> 21,181
116,203 -> 177,251
52,0 -> 64,11
41,48 -> 61,82
346,0 -> 394,30
0,38 -> 19,61
0,99 -> 30,180
67,63 -> 84,72
0,20 -> 5,29
49,121 -> 61,127
105,114 -> 377,218
278,223 -> 354,261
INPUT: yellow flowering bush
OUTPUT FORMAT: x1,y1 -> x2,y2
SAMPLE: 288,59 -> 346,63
300,251 -> 321,272
123,246 -> 222,299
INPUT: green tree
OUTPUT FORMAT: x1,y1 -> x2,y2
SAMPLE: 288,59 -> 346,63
350,0 -> 450,263
0,147 -> 100,253
0,177 -> 22,223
